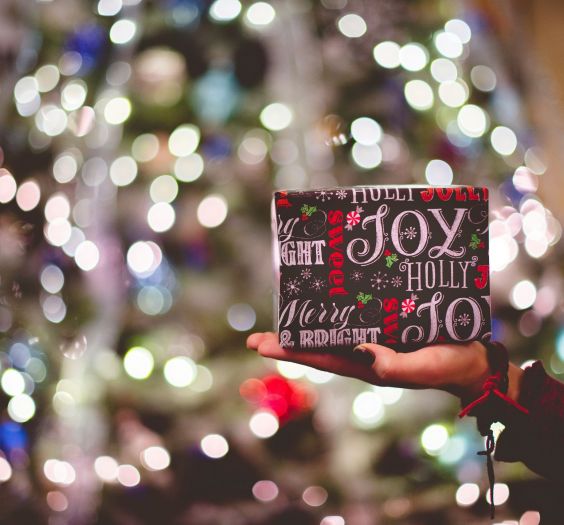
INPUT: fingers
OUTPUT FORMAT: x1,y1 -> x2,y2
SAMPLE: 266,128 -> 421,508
246,332 -> 269,350
247,332 -> 376,383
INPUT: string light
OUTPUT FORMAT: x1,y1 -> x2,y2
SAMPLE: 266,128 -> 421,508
109,19 -> 137,45
337,14 -> 367,38
421,424 -> 449,455
123,346 -> 154,380
163,356 -> 197,387
209,0 -> 242,22
404,80 -> 434,111
197,194 -> 228,228
399,43 -> 428,71
245,2 -> 276,27
373,41 -> 401,69
200,434 -> 229,458
260,103 -> 293,131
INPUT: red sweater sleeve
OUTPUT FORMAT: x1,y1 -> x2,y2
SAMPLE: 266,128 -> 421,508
495,361 -> 564,479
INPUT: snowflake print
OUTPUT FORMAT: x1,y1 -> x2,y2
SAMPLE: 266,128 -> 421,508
402,226 -> 417,240
370,271 -> 388,290
456,313 -> 471,327
351,271 -> 364,281
390,276 -> 403,288
301,268 -> 312,280
285,278 -> 301,297
310,278 -> 325,291
336,189 -> 348,200
315,190 -> 331,202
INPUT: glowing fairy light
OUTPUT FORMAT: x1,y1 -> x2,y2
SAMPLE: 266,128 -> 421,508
510,280 -> 537,310
399,43 -> 428,71
373,41 -> 401,69
94,456 -> 119,482
109,19 -> 137,45
141,446 -> 171,471
252,480 -> 279,502
404,80 -> 434,111
163,356 -> 197,388
249,410 -> 279,438
197,194 -> 228,228
147,202 -> 176,232
117,464 -> 140,487
420,424 -> 449,455
110,156 -> 138,186
200,434 -> 229,458
490,126 -> 518,156
337,13 -> 367,38
74,240 -> 100,271
103,97 -> 132,125
425,159 -> 453,185
457,104 -> 488,138
209,0 -> 242,22
455,483 -> 480,506
260,102 -> 293,131
168,124 -> 200,157
123,346 -> 154,380
8,394 -> 36,422
245,2 -> 276,27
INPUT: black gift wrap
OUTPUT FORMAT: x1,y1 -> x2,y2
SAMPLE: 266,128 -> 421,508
273,186 -> 491,352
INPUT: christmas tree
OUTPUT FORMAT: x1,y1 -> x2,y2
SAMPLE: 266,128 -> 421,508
0,0 -> 561,523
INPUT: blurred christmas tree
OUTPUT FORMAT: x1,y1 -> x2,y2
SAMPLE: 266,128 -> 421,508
0,0 -> 562,524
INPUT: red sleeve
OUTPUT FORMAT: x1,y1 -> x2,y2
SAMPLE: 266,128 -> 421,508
495,361 -> 564,479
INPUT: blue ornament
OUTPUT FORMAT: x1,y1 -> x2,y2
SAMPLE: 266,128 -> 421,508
167,0 -> 203,27
202,135 -> 232,159
65,24 -> 106,75
191,68 -> 241,125
0,421 -> 28,455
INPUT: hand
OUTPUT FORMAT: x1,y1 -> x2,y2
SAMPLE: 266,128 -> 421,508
246,333 -> 523,402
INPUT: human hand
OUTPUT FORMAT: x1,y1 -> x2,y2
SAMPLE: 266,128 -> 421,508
246,333 -> 523,402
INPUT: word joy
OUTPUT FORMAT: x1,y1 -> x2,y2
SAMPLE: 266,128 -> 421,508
347,204 -> 470,265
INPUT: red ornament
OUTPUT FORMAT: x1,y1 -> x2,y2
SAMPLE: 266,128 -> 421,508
384,249 -> 392,256
301,213 -> 308,221
357,301 -> 365,309
240,374 -> 315,425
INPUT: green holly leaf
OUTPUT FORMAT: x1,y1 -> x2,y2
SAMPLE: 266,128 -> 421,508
300,204 -> 309,213
385,254 -> 398,268
356,292 -> 373,304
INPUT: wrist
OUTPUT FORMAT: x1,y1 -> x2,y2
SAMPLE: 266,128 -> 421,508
506,363 -> 524,403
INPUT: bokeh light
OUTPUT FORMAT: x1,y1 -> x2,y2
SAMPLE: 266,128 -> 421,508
200,434 -> 229,458
197,194 -> 228,228
163,356 -> 197,387
123,346 -> 154,380
249,410 -> 279,438
141,446 -> 171,471
253,479 -> 279,502
337,14 -> 367,38
260,103 -> 293,131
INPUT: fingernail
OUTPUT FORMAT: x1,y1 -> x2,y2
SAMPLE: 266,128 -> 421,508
352,345 -> 375,365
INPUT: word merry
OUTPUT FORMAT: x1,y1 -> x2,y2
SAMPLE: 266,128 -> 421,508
346,205 -> 469,265
400,260 -> 471,292
299,327 -> 381,348
279,299 -> 356,330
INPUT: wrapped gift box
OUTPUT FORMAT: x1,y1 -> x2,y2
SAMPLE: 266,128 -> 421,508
272,186 -> 491,352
